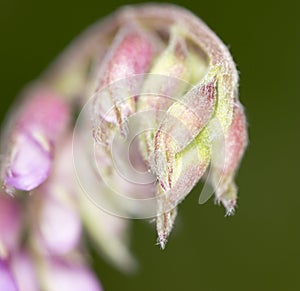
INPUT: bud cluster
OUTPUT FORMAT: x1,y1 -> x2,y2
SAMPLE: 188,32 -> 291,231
0,4 -> 247,289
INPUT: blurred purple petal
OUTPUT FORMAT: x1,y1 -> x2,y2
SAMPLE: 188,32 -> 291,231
16,89 -> 70,141
10,250 -> 39,291
38,194 -> 81,255
34,137 -> 81,255
5,133 -> 52,191
0,259 -> 18,291
0,194 -> 22,253
3,88 -> 70,192
43,258 -> 102,291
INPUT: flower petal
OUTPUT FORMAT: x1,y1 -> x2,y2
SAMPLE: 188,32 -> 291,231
0,259 -> 18,291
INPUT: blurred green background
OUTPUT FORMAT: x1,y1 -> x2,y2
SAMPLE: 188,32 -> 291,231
0,0 -> 299,290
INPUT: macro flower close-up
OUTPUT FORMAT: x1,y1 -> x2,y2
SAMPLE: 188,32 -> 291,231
0,1 -> 298,290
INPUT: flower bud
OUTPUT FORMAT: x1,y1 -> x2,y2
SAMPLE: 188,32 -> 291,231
134,28 -> 214,247
137,28 -> 193,160
93,26 -> 159,145
2,87 -> 70,192
121,5 -> 245,246
0,4 -> 248,256
153,80 -> 216,248
153,78 -> 216,191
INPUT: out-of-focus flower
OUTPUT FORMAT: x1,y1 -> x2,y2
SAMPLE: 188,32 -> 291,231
0,3 -> 248,289
40,256 -> 102,291
0,259 -> 18,291
79,190 -> 136,272
1,88 -> 70,192
34,190 -> 81,256
30,137 -> 82,256
0,194 -> 22,256
10,250 -> 39,291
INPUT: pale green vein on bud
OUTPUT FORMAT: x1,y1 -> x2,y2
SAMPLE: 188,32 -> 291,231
172,126 -> 212,200
137,28 -> 192,161
186,51 -> 208,85
213,69 -> 235,132
149,27 -> 190,78
181,24 -> 236,133
155,127 -> 212,249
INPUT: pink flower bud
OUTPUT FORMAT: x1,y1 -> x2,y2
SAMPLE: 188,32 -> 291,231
82,5 -> 247,247
3,88 -> 70,192
137,30 -> 193,160
0,3 -> 248,255
153,78 -> 216,191
93,26 -> 159,144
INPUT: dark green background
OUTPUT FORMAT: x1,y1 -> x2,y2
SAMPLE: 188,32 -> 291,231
1,0 -> 299,290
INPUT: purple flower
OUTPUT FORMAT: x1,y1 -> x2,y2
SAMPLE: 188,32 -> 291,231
3,88 -> 70,192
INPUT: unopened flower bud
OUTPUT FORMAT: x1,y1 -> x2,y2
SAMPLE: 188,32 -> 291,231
137,28 -> 192,160
93,26 -> 159,144
81,5 -> 246,248
153,78 -> 216,191
0,4 -> 248,260
106,5 -> 246,247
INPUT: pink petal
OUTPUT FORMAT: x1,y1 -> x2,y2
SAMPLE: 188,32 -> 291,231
4,88 -> 70,192
0,194 -> 22,252
5,133 -> 52,191
93,27 -> 158,144
38,194 -> 81,255
10,250 -> 39,291
44,258 -> 102,291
